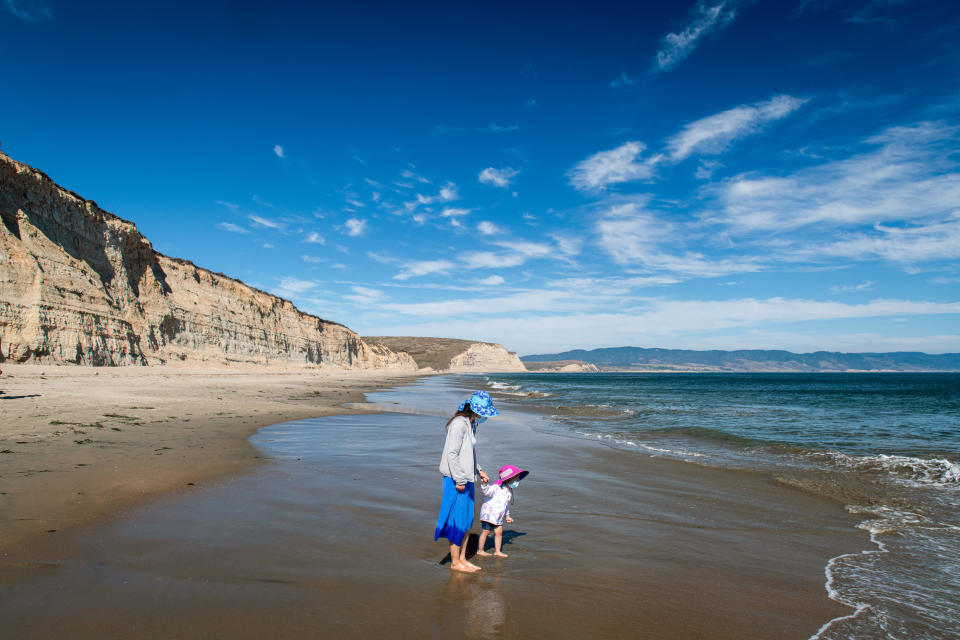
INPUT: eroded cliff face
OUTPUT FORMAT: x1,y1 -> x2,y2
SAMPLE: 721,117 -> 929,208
0,152 -> 416,370
447,342 -> 527,373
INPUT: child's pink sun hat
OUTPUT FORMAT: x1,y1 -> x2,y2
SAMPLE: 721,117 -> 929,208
494,464 -> 529,485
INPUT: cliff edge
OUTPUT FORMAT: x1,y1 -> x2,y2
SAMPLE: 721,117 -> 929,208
0,152 -> 416,370
363,337 -> 527,373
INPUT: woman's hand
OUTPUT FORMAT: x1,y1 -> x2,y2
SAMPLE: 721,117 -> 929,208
506,515 -> 514,524
479,470 -> 489,484
456,483 -> 466,492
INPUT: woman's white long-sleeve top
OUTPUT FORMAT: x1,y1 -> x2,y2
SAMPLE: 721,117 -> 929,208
438,416 -> 483,485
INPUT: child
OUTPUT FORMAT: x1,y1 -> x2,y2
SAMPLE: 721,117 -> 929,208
477,464 -> 529,558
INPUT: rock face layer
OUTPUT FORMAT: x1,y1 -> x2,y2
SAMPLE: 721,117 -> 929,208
0,152 -> 416,370
364,336 -> 527,373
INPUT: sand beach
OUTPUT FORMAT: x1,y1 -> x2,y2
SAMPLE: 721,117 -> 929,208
0,374 -> 869,639
0,364 -> 418,552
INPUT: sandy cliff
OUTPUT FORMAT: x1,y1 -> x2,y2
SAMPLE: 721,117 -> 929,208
364,336 -> 527,372
0,152 -> 416,370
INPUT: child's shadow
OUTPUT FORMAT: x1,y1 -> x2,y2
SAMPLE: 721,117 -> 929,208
439,531 -> 527,564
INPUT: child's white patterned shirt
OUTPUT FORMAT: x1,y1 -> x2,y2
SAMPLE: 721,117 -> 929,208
479,483 -> 512,526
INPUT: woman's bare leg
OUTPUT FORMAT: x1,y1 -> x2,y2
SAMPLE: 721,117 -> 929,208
449,538 -> 478,572
459,532 -> 482,570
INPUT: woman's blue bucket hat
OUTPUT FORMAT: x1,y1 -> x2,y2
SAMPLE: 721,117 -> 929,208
458,390 -> 499,417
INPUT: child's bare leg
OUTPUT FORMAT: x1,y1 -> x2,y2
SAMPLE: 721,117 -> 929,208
449,535 -> 478,572
459,532 -> 482,570
493,525 -> 508,557
477,528 -> 491,556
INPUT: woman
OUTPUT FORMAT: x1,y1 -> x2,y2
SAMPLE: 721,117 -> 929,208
434,390 -> 498,572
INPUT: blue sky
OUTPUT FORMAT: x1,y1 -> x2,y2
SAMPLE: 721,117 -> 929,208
3,0 -> 959,355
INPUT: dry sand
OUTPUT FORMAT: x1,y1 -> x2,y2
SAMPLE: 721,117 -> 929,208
0,363 -> 419,552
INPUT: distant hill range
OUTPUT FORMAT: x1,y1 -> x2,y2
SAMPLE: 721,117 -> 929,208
521,347 -> 960,373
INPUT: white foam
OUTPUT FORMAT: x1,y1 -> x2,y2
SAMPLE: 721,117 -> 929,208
487,381 -> 522,391
811,451 -> 960,487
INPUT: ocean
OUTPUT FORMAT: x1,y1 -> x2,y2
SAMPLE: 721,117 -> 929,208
471,372 -> 960,640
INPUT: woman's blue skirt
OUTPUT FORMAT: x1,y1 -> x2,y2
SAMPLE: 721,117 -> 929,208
434,476 -> 474,544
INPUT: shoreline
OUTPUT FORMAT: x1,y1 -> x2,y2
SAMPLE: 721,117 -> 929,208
0,364 -> 423,554
0,376 -> 869,638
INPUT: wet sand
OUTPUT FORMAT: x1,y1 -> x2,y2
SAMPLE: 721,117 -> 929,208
0,364 -> 418,551
0,377 -> 868,639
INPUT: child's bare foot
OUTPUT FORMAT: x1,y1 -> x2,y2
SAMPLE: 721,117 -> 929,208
493,551 -> 509,558
476,550 -> 491,556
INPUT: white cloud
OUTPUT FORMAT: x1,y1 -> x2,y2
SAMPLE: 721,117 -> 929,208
461,252 -> 527,270
401,169 -> 431,184
367,298 -> 960,354
304,231 -> 325,244
302,255 -> 324,263
218,222 -> 248,234
345,218 -> 367,236
217,200 -> 241,214
249,215 -> 283,230
596,200 -> 764,276
274,145 -> 285,158
394,260 -> 456,280
609,72 -> 637,89
406,182 -> 460,211
3,0 -> 52,22
477,221 -> 503,235
569,141 -> 661,192
412,214 -> 426,224
656,1 -> 740,72
830,281 -> 875,294
494,240 -> 552,258
345,286 -> 384,306
478,167 -> 520,188
274,277 -> 316,298
441,207 -> 471,219
666,95 -> 808,161
814,215 -> 960,263
478,275 -> 506,286
714,122 -> 960,232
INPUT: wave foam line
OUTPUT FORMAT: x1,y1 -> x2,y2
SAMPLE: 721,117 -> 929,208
809,526 -> 887,640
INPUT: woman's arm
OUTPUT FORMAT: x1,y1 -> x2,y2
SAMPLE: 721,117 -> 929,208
445,418 -> 470,485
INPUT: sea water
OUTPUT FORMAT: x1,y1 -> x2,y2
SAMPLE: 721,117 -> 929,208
472,373 -> 960,640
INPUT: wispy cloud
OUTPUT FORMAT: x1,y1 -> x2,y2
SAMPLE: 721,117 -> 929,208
304,231 -> 326,244
595,199 -> 764,276
218,222 -> 248,234
2,0 -> 52,21
249,215 -> 283,230
609,72 -> 637,89
568,141 -> 661,192
394,259 -> 456,280
440,207 -> 472,227
273,145 -> 285,158
665,95 -> 808,161
713,122 -> 960,232
478,166 -> 520,188
830,281 -> 875,294
345,286 -> 384,305
477,221 -> 503,235
478,275 -> 506,286
655,1 -> 741,72
274,277 -> 316,298
345,218 -> 367,236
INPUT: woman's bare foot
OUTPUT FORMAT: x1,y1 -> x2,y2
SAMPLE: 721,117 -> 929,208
493,551 -> 509,558
476,550 -> 491,556
450,562 -> 479,573
462,559 -> 482,570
